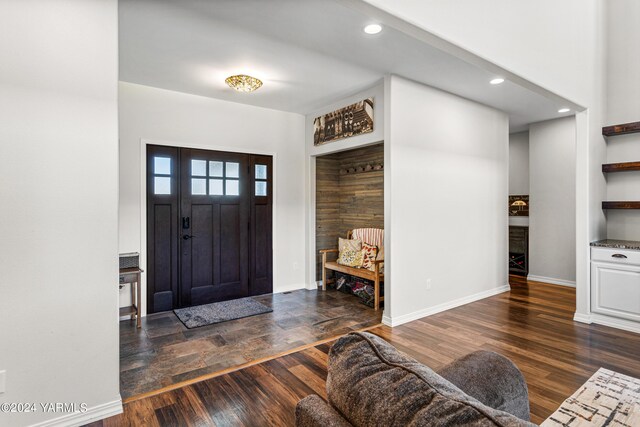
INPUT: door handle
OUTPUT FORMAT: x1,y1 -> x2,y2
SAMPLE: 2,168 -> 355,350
612,253 -> 628,259
183,235 -> 196,240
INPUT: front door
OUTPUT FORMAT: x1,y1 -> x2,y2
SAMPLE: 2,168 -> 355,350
180,148 -> 250,307
146,145 -> 272,313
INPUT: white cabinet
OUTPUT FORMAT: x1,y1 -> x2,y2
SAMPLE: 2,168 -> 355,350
591,247 -> 640,322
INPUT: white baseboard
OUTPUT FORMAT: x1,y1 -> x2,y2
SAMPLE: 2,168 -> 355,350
274,283 -> 307,293
527,274 -> 576,288
590,313 -> 640,334
573,312 -> 592,324
29,398 -> 122,427
307,281 -> 322,290
574,312 -> 640,333
383,284 -> 511,327
382,314 -> 393,327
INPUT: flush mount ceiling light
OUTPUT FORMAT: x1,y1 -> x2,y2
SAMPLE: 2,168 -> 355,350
225,74 -> 263,92
363,24 -> 382,34
558,108 -> 571,113
490,78 -> 505,85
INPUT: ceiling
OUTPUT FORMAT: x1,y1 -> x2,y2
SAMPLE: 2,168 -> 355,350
119,0 -> 576,132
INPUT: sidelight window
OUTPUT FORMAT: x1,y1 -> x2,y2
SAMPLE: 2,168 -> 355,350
255,164 -> 267,196
153,157 -> 172,195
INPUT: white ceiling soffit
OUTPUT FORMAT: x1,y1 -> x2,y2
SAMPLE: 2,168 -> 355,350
119,0 -> 581,131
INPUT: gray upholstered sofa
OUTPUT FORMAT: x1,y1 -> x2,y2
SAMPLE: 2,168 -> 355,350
296,332 -> 537,426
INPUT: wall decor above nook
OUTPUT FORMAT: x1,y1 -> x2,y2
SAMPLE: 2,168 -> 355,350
313,98 -> 374,146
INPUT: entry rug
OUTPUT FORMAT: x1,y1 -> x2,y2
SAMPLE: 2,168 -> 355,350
542,368 -> 640,427
174,297 -> 273,329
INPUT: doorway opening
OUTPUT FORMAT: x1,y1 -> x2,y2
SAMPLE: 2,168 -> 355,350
315,143 -> 385,309
146,144 -> 273,313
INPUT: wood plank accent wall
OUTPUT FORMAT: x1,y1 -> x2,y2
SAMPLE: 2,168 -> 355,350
316,156 -> 341,280
315,143 -> 384,280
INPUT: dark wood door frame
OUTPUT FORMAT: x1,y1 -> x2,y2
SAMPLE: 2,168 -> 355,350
145,143 -> 273,314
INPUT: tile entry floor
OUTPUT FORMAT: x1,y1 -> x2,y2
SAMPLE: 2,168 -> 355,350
119,289 -> 382,399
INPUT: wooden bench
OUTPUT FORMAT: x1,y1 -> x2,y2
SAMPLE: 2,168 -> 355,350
319,229 -> 384,310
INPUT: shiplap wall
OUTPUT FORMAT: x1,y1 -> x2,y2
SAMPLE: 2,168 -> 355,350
315,143 -> 384,279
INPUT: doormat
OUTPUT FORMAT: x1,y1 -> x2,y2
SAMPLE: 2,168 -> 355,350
174,297 -> 273,329
542,368 -> 640,426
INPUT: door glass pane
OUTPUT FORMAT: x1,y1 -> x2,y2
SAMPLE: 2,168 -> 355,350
255,164 -> 267,180
154,157 -> 171,175
226,179 -> 239,196
226,162 -> 239,178
255,181 -> 267,196
191,178 -> 206,195
209,161 -> 224,177
209,179 -> 223,195
191,159 -> 207,176
154,177 -> 171,195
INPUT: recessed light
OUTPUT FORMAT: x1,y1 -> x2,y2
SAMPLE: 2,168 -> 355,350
364,24 -> 382,35
558,108 -> 571,113
490,78 -> 505,85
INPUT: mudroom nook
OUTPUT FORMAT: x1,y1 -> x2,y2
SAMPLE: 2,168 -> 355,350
315,143 -> 385,309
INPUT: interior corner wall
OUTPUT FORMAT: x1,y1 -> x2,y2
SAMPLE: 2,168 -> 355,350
605,0 -> 640,241
118,82 -> 307,311
509,132 -> 530,196
0,1 -> 121,426
387,75 -> 509,324
529,117 -> 577,284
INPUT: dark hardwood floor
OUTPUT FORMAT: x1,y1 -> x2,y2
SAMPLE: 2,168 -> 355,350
94,278 -> 640,426
119,289 -> 382,399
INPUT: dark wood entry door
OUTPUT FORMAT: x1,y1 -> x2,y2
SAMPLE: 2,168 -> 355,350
179,148 -> 250,307
146,145 -> 272,313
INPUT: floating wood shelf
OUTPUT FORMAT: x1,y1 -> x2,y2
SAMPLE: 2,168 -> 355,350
602,201 -> 640,210
602,161 -> 640,173
602,121 -> 640,137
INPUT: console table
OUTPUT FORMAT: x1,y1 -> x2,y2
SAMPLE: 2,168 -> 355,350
119,267 -> 143,328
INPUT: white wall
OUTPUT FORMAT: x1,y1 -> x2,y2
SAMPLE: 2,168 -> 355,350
119,82 -> 306,312
509,131 -> 530,227
605,0 -> 640,241
361,0 -> 606,323
304,82 -> 384,289
386,75 -> 509,325
529,117 -> 577,285
607,0 -> 640,125
509,132 -> 530,196
0,1 -> 121,426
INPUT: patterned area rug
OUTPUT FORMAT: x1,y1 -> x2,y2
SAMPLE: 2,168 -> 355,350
542,368 -> 640,426
174,297 -> 273,329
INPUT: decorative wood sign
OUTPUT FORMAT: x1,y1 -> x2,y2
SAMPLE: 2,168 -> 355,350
313,98 -> 374,146
509,195 -> 529,216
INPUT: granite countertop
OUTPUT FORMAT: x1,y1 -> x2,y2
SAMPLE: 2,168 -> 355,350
590,239 -> 640,250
